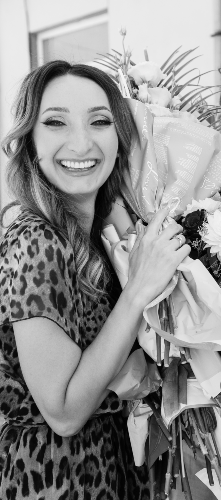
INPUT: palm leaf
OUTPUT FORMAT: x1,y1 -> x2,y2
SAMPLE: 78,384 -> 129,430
167,68 -> 199,93
187,90 -> 221,112
111,48 -> 136,66
160,46 -> 182,71
163,47 -> 199,76
159,55 -> 201,88
94,58 -> 118,71
179,84 -> 215,102
97,52 -> 120,67
179,86 -> 213,110
198,107 -> 221,121
171,70 -> 214,96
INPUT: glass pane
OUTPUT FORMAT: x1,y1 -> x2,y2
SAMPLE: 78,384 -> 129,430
43,22 -> 108,64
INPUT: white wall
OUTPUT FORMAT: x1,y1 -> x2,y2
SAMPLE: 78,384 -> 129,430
27,0 -> 108,32
0,0 -> 30,209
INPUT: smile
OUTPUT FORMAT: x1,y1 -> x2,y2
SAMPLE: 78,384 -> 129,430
59,160 -> 99,170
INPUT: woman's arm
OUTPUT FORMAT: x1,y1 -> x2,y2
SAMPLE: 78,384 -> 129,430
14,208 -> 190,436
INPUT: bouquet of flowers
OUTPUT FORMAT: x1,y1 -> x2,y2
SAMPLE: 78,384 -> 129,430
96,31 -> 221,498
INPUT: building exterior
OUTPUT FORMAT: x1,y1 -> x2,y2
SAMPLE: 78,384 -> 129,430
0,0 -> 221,218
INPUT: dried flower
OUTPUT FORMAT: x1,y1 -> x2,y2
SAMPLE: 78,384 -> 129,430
119,27 -> 127,37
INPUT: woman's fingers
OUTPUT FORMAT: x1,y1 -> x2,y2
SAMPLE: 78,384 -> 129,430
170,233 -> 186,250
159,222 -> 183,241
176,243 -> 191,260
129,222 -> 145,258
144,207 -> 170,237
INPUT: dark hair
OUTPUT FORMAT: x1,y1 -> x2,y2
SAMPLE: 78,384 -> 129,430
1,61 -> 135,298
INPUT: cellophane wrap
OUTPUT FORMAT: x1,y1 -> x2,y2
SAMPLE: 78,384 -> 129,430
121,99 -> 221,221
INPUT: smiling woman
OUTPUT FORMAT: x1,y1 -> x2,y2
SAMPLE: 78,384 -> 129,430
33,75 -> 119,212
0,61 -> 190,499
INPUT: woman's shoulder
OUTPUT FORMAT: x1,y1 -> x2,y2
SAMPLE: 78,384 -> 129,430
1,210 -> 72,258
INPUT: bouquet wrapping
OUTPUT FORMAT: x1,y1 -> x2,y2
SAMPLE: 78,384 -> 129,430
98,40 -> 221,496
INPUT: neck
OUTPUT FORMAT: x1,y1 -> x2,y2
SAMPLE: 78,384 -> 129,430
72,195 -> 96,235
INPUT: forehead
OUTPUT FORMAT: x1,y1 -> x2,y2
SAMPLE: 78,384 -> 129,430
40,74 -> 110,111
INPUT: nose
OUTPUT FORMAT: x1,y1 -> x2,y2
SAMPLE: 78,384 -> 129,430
66,125 -> 93,156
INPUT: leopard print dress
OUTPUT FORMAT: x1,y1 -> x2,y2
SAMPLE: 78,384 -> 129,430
0,212 -> 150,500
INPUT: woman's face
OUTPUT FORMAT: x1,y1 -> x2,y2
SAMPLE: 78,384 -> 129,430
33,74 -> 119,203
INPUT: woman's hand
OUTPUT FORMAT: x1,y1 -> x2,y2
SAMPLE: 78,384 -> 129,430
126,207 -> 190,309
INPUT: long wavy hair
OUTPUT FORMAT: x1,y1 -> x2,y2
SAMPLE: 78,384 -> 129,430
1,61 -> 136,299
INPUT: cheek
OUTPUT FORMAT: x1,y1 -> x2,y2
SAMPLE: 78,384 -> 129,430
106,132 -> 119,162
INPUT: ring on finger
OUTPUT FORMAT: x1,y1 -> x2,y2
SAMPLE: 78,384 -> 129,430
175,233 -> 185,248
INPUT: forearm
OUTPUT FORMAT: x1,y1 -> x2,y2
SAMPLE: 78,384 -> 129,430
60,285 -> 145,435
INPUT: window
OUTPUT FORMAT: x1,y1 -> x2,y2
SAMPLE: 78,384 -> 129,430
30,12 -> 109,68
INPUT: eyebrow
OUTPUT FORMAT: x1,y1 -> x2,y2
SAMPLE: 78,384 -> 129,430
88,106 -> 111,113
42,107 -> 69,115
42,105 -> 111,115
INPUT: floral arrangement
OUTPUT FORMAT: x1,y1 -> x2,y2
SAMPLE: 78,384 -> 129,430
95,27 -> 221,125
182,195 -> 221,282
97,31 -> 221,499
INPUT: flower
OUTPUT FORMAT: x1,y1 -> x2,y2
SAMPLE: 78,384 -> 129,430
183,197 -> 221,217
147,87 -> 171,107
128,61 -> 167,86
200,210 -> 221,260
183,209 -> 206,234
170,95 -> 181,109
137,83 -> 149,103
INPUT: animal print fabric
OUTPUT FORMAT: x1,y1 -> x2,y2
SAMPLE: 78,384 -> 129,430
0,212 -> 150,499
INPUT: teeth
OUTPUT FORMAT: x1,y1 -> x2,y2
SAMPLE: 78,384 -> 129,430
60,160 -> 96,169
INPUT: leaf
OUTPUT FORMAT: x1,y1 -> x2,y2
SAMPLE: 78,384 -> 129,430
163,47 -> 199,76
172,70 -> 214,96
93,59 -> 118,71
111,48 -> 136,65
148,414 -> 169,468
159,55 -> 202,89
168,68 -> 199,93
160,46 -> 182,71
187,90 -> 221,112
96,52 -> 120,67
198,105 -> 221,121
179,86 -> 212,110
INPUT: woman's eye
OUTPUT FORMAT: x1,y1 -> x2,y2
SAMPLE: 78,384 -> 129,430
92,119 -> 113,127
42,119 -> 65,127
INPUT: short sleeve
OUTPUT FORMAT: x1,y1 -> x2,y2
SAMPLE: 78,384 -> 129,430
0,216 -> 82,347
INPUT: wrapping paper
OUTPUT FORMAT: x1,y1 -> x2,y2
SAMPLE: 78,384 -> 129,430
127,401 -> 152,466
195,469 -> 221,500
120,99 -> 221,222
144,256 -> 221,351
102,98 -> 221,470
161,377 -> 215,427
107,348 -> 161,400
102,222 -> 221,398
153,115 -> 221,217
